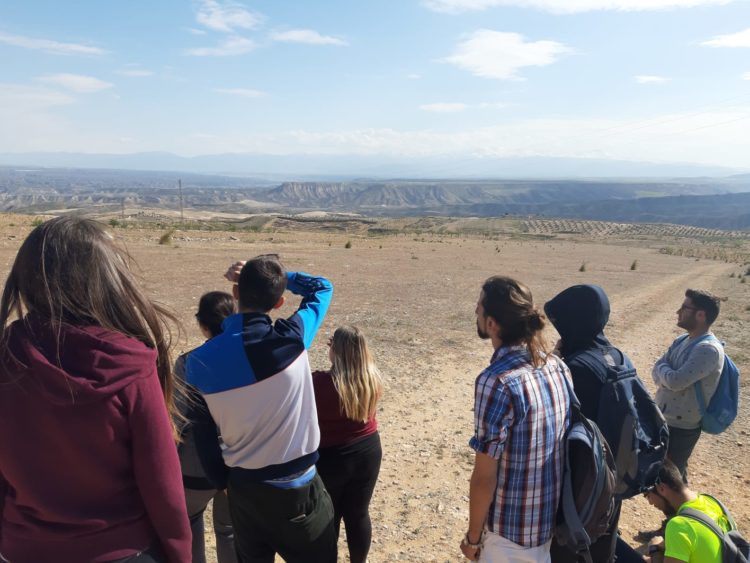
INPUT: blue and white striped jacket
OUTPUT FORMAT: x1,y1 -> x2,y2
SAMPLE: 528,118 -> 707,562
186,271 -> 333,485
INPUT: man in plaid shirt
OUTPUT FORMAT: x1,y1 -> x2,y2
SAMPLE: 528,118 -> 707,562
460,276 -> 572,562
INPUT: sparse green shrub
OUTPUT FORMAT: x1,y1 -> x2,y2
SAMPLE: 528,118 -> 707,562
159,228 -> 176,246
109,218 -> 120,227
730,272 -> 736,278
344,240 -> 352,249
630,260 -> 638,271
31,218 -> 44,227
579,262 -> 586,272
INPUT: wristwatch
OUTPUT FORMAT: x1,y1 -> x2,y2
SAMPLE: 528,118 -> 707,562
462,532 -> 482,549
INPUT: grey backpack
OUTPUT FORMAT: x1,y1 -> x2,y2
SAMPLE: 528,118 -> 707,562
678,496 -> 749,563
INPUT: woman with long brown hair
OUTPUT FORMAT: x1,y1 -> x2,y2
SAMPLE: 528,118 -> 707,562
0,216 -> 191,562
313,325 -> 383,563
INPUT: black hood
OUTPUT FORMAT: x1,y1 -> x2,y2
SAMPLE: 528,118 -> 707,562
544,284 -> 611,357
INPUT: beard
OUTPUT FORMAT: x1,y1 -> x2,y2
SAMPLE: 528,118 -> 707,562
477,320 -> 490,340
677,316 -> 696,331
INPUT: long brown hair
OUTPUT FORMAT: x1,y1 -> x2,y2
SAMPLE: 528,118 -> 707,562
0,216 -> 183,439
481,276 -> 547,367
329,325 -> 383,423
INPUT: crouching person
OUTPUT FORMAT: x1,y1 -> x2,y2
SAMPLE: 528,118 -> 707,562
643,460 -> 749,563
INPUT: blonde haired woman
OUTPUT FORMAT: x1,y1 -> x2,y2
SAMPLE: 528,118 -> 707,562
313,326 -> 383,563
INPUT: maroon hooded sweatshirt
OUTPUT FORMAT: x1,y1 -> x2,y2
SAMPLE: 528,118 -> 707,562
0,315 -> 191,563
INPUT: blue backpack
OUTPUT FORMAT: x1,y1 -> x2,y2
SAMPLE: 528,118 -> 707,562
677,334 -> 740,435
555,372 -> 618,563
567,347 -> 669,500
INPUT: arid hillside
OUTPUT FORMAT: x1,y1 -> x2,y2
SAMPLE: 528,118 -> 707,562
0,213 -> 748,562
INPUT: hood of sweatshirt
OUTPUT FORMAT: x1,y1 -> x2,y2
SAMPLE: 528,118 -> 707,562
1,313 -> 158,405
544,284 -> 612,358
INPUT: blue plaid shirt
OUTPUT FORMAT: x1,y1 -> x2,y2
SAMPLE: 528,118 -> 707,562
470,345 -> 571,547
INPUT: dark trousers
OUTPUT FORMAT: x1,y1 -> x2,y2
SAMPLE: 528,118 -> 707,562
551,500 -> 622,563
185,488 -> 236,563
614,538 -> 646,562
316,432 -> 382,563
666,425 -> 701,483
227,470 -> 336,563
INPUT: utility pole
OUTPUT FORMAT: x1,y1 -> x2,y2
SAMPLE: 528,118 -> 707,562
178,179 -> 184,223
121,198 -> 125,219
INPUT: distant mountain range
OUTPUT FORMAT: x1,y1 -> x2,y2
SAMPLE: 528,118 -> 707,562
0,151 -> 746,179
1,165 -> 749,231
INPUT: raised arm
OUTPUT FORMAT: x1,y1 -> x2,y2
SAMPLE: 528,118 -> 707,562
286,272 -> 333,349
652,343 -> 722,392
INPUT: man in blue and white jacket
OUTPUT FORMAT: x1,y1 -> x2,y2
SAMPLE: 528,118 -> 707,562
187,254 -> 335,563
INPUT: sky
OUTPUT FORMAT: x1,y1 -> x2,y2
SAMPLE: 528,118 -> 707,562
1,0 -> 750,171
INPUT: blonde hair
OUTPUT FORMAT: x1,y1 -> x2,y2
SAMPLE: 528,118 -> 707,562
329,325 -> 383,423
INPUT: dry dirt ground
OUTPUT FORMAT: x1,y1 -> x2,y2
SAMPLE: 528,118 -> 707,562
0,215 -> 748,562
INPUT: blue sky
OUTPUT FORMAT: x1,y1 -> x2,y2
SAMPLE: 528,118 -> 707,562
1,0 -> 749,169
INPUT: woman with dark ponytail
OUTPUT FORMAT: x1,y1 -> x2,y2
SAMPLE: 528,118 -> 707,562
0,216 -> 191,562
174,291 -> 237,563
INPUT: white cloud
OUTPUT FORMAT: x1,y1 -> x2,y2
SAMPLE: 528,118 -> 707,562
702,27 -> 750,48
424,0 -> 734,14
743,72 -> 750,80
213,87 -> 266,98
420,101 -> 507,112
0,84 -> 75,109
195,109 -> 750,169
185,36 -> 256,56
37,73 -> 113,93
442,30 -> 570,80
115,68 -> 154,77
187,28 -> 207,35
420,102 -> 468,112
0,31 -> 107,55
635,75 -> 670,84
195,0 -> 263,33
270,30 -> 348,46
408,73 -> 422,79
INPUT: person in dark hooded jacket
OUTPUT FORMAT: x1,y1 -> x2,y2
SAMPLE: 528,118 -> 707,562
544,285 -> 634,563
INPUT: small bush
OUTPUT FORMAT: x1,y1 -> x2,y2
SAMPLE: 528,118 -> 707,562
730,272 -> 736,278
742,277 -> 747,284
109,218 -> 120,227
159,228 -> 176,246
579,262 -> 586,272
630,260 -> 638,271
31,218 -> 44,227
344,240 -> 352,249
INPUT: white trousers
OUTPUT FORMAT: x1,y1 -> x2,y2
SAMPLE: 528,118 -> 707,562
478,532 -> 552,563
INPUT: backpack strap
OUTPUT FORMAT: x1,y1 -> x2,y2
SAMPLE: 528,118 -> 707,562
676,494 -> 738,537
684,334 -> 722,417
678,507 -> 727,539
566,347 -> 630,385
